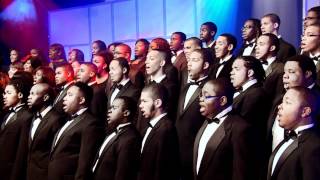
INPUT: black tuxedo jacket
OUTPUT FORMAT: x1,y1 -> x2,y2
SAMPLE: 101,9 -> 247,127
26,109 -> 64,180
164,63 -> 179,84
233,83 -> 270,138
129,58 -> 146,89
263,60 -> 285,105
92,124 -> 141,180
276,38 -> 296,63
107,80 -> 141,109
90,83 -> 108,122
193,113 -> 260,180
136,77 -> 179,133
173,52 -> 187,72
267,127 -> 320,180
138,116 -> 180,180
53,83 -> 73,115
208,56 -> 235,81
175,79 -> 208,180
0,106 -> 33,180
48,111 -> 104,180
236,43 -> 257,57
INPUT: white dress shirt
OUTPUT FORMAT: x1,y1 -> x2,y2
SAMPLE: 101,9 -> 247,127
242,39 -> 256,56
262,56 -> 276,72
30,106 -> 52,140
54,108 -> 87,147
141,113 -> 167,153
54,81 -> 73,105
150,74 -> 166,83
110,78 -> 130,105
92,122 -> 132,172
271,124 -> 314,175
216,55 -> 232,78
4,103 -> 25,126
233,79 -> 257,98
196,106 -> 232,174
171,50 -> 183,64
184,76 -> 207,109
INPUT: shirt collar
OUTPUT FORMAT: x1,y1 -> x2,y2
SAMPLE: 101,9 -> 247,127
151,74 -> 166,83
116,122 -> 131,132
242,79 -> 258,92
214,106 -> 232,120
220,54 -> 232,63
40,106 -> 53,118
88,81 -> 97,86
208,41 -> 215,48
187,75 -> 208,83
310,52 -> 320,58
308,82 -> 316,89
13,103 -> 25,112
266,56 -> 276,66
294,123 -> 314,134
72,107 -> 88,117
119,78 -> 130,86
149,113 -> 167,127
245,38 -> 256,45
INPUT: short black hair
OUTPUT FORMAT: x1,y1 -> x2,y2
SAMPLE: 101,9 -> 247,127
49,43 -> 66,60
286,55 -> 317,81
205,78 -> 235,106
73,82 -> 93,107
202,22 -> 218,34
173,32 -> 187,41
56,63 -> 74,78
112,57 -> 130,76
142,83 -> 169,110
260,33 -> 280,54
237,56 -> 266,83
8,77 -> 33,103
70,49 -> 85,62
192,49 -> 214,65
93,40 -> 107,52
116,96 -> 137,121
263,13 -> 281,27
308,6 -> 320,17
220,33 -> 237,53
185,37 -> 203,48
246,18 -> 262,36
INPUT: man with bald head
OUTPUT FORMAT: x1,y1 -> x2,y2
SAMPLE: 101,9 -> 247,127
26,83 -> 64,180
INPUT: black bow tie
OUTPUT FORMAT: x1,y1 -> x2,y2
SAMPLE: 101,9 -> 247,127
284,130 -> 297,141
245,42 -> 255,48
8,108 -> 16,114
261,60 -> 268,65
235,87 -> 243,93
187,81 -> 200,86
311,56 -> 320,61
34,112 -> 42,119
68,114 -> 79,121
206,117 -> 220,124
219,60 -> 227,66
111,84 -> 123,91
147,122 -> 154,128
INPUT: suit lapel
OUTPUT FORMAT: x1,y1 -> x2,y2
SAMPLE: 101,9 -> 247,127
0,112 -> 11,130
29,112 -> 51,149
193,121 -> 208,179
198,119 -> 227,175
51,114 -> 83,152
116,81 -> 131,99
141,118 -> 162,154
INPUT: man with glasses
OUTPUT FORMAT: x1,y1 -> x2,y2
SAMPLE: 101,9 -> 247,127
301,23 -> 320,85
237,19 -> 261,56
303,6 -> 320,30
193,78 -> 260,180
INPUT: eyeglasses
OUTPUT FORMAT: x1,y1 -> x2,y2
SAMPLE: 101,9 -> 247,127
301,34 -> 320,38
304,17 -> 319,21
241,26 -> 253,30
199,93 -> 220,100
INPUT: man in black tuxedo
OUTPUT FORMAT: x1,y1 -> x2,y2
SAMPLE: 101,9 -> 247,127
200,21 -> 217,50
170,32 -> 187,73
48,82 -> 104,180
53,63 -> 74,115
237,18 -> 261,57
303,6 -> 320,30
261,13 -> 296,62
231,56 -> 270,139
194,79 -> 260,180
26,83 -> 64,180
91,96 -> 141,180
0,79 -> 33,180
138,84 -> 180,180
255,33 -> 284,106
267,55 -> 320,154
76,62 -> 107,122
181,37 -> 203,88
209,33 -> 237,81
107,57 -> 141,109
267,87 -> 320,180
176,49 -> 212,180
301,24 -> 320,85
